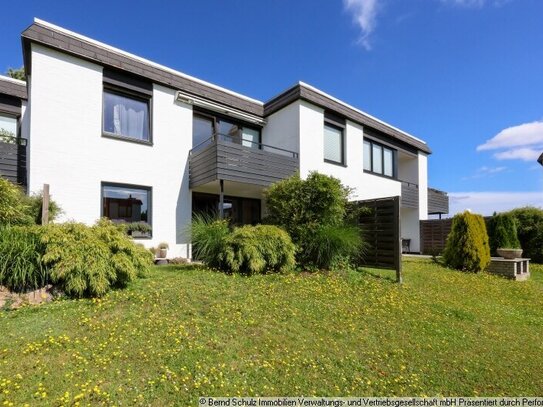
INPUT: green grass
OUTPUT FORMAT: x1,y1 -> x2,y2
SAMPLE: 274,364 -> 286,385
1,259 -> 542,405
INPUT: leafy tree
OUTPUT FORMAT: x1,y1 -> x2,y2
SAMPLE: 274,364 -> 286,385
507,207 -> 543,263
265,172 -> 364,269
6,67 -> 25,81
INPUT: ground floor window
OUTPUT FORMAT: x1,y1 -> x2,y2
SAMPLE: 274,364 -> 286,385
192,192 -> 260,225
102,182 -> 151,237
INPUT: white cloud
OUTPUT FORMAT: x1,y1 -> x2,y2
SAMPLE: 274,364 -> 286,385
344,0 -> 381,50
476,120 -> 543,162
462,166 -> 508,180
494,148 -> 541,161
477,121 -> 543,151
449,192 -> 543,216
440,0 -> 512,8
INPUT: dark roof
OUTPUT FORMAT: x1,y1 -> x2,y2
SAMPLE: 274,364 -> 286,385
21,19 -> 431,154
538,152 -> 543,166
0,76 -> 27,100
264,83 -> 431,154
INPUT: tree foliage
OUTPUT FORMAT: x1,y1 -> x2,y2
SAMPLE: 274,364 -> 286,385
507,207 -> 543,263
6,67 -> 25,81
264,172 -> 364,269
488,212 -> 521,255
443,211 -> 490,273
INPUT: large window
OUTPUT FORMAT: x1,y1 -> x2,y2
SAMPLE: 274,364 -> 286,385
323,122 -> 345,165
102,183 -> 151,237
103,89 -> 151,142
363,139 -> 395,178
192,111 -> 261,149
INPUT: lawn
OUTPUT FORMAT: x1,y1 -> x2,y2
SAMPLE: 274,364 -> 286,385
1,259 -> 542,405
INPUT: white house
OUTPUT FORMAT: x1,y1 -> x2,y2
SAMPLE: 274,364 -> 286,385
0,19 -> 448,257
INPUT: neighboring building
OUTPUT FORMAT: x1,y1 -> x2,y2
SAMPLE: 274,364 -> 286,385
0,18 -> 448,256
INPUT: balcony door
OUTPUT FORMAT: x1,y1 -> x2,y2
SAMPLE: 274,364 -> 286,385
192,111 -> 261,149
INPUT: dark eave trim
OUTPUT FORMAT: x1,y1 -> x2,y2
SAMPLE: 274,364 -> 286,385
0,78 -> 27,100
21,22 -> 263,116
264,84 -> 432,154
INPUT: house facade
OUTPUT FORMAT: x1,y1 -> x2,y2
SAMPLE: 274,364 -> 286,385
0,19 -> 448,257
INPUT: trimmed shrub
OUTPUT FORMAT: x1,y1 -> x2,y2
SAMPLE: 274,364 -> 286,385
223,225 -> 296,275
304,224 -> 365,270
0,177 -> 33,226
0,226 -> 46,292
442,211 -> 490,273
507,207 -> 543,263
190,216 -> 295,274
488,212 -> 521,255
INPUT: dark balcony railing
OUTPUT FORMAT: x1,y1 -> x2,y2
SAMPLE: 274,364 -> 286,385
189,133 -> 299,188
428,187 -> 449,215
0,135 -> 27,188
400,181 -> 449,214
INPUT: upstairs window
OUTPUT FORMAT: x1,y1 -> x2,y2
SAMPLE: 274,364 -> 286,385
323,122 -> 345,165
0,113 -> 17,141
102,69 -> 152,143
363,139 -> 396,178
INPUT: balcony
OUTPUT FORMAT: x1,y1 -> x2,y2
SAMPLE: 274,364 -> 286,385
0,135 -> 27,189
428,187 -> 449,215
401,181 -> 449,215
189,134 -> 299,188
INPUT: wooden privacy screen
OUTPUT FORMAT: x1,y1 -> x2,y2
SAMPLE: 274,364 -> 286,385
419,218 -> 454,255
0,139 -> 27,189
353,196 -> 402,283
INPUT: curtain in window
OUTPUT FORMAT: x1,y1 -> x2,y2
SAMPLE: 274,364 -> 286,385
242,127 -> 260,148
105,91 -> 149,141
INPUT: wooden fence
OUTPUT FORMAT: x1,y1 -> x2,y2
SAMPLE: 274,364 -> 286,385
354,196 -> 402,283
419,218 -> 453,255
0,138 -> 27,188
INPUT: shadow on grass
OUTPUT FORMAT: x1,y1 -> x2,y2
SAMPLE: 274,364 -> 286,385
355,266 -> 397,283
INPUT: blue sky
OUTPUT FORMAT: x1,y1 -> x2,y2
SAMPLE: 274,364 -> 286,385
1,0 -> 542,214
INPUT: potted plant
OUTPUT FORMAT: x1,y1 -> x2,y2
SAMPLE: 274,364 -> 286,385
157,242 -> 169,258
489,213 -> 523,259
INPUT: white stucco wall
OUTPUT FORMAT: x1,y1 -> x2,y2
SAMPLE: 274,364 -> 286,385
296,100 -> 401,201
418,152 -> 429,222
262,101 -> 300,155
28,44 -> 192,257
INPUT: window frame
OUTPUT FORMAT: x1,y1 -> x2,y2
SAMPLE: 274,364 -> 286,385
102,84 -> 153,146
363,138 -> 397,179
100,181 -> 153,239
323,120 -> 346,166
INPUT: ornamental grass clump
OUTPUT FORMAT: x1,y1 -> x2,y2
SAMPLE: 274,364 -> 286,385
442,211 -> 490,273
487,212 -> 521,255
0,226 -> 46,292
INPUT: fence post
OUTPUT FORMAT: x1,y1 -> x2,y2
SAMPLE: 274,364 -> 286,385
394,196 -> 402,284
42,183 -> 50,225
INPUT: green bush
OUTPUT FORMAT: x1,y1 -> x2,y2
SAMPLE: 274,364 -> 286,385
304,224 -> 365,270
190,216 -> 295,274
265,172 -> 363,269
40,220 -> 153,297
223,225 -> 296,275
0,178 -> 62,226
0,226 -> 46,292
507,207 -> 543,263
0,177 -> 33,226
26,191 -> 62,224
443,211 -> 490,273
488,212 -> 521,255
